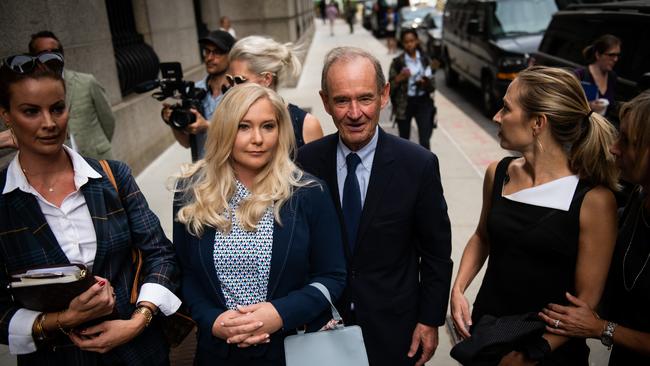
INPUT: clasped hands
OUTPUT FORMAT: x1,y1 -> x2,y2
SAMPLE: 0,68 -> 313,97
58,276 -> 149,354
212,302 -> 283,348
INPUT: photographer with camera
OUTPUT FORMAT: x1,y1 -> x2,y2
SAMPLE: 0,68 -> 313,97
161,30 -> 235,160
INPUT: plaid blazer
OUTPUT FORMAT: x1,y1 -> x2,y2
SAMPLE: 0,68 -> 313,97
0,158 -> 179,366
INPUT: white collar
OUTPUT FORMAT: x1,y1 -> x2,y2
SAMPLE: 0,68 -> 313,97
503,175 -> 580,211
337,126 -> 379,171
3,146 -> 102,195
405,50 -> 421,62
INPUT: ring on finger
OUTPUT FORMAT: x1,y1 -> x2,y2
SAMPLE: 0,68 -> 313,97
554,319 -> 560,328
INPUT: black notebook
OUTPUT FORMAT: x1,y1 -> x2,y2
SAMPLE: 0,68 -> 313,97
8,263 -> 96,312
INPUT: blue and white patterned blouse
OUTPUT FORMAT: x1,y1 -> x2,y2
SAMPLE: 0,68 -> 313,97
214,181 -> 274,310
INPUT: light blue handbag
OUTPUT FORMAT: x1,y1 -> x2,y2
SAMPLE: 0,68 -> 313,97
283,283 -> 370,366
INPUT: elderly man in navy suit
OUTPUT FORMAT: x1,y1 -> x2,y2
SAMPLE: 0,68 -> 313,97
296,47 -> 453,366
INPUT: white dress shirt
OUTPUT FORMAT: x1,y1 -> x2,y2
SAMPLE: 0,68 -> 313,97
336,127 -> 379,207
405,50 -> 432,97
3,146 -> 181,354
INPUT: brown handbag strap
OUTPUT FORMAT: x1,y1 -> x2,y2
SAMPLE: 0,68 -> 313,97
98,160 -> 143,305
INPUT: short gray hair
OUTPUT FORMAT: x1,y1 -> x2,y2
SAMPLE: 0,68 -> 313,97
321,47 -> 386,95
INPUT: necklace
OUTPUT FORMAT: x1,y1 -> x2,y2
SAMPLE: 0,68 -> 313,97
622,203 -> 650,291
21,168 -> 59,193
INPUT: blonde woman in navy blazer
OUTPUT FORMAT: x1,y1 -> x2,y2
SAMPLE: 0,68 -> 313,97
173,83 -> 346,365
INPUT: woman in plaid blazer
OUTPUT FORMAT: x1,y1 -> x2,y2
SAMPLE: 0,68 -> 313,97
0,53 -> 180,365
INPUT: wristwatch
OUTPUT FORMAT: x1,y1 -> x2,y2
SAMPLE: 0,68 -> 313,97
132,306 -> 154,328
600,321 -> 617,350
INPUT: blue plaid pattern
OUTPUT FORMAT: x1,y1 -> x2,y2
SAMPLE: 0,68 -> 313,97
0,158 -> 179,366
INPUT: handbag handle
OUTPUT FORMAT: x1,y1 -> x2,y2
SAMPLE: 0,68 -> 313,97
99,160 -> 142,304
309,283 -> 343,327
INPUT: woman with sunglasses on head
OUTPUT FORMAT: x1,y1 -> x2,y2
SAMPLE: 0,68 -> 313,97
575,34 -> 622,125
224,35 -> 324,148
0,53 -> 180,365
539,91 -> 650,365
173,83 -> 346,365
450,67 -> 618,365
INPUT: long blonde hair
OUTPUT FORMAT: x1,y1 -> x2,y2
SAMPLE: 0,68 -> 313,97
516,66 -> 618,191
176,84 -> 309,236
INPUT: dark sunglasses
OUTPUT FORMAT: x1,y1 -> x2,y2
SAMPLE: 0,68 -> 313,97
225,74 -> 248,86
221,74 -> 249,94
1,52 -> 64,75
603,52 -> 621,58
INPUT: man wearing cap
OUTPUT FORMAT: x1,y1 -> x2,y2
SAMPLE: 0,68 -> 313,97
163,30 -> 235,160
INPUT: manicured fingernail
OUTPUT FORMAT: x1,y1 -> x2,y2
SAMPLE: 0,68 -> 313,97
265,334 -> 269,339
265,339 -> 270,343
226,339 -> 230,344
98,280 -> 106,287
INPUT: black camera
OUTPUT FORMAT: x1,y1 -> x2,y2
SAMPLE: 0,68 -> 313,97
135,62 -> 207,129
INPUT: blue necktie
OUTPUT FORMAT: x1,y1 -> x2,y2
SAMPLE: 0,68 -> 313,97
342,153 -> 362,250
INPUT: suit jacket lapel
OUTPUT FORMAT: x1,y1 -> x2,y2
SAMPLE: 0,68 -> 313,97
198,227 -> 227,307
267,200 -> 297,299
5,191 -> 68,265
319,135 -> 351,259
357,129 -> 395,246
82,181 -> 111,272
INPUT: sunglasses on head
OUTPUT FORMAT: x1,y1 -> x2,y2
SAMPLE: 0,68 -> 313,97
1,52 -> 64,75
221,74 -> 249,94
226,74 -> 248,86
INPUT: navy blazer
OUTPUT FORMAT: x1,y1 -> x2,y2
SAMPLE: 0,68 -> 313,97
0,159 -> 179,366
297,129 -> 453,366
173,176 -> 346,363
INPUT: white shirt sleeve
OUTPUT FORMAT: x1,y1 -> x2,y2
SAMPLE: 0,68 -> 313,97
136,283 -> 182,316
8,309 -> 40,354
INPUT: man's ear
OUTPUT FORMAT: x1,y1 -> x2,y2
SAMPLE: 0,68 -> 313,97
319,90 -> 332,116
380,82 -> 390,109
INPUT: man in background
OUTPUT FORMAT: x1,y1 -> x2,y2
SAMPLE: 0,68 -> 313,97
162,30 -> 235,160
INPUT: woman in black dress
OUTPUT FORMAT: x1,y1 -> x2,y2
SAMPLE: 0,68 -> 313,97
539,91 -> 650,365
450,66 -> 619,365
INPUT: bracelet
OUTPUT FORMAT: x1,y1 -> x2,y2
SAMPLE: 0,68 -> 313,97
137,302 -> 158,315
132,306 -> 153,328
56,311 -> 70,336
33,313 -> 47,342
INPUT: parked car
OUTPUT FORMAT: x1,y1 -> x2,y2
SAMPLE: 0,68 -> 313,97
396,5 -> 436,43
532,1 -> 650,105
441,0 -> 558,116
419,10 -> 444,61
